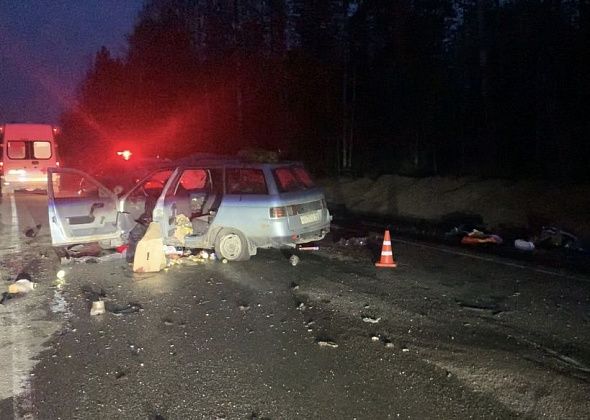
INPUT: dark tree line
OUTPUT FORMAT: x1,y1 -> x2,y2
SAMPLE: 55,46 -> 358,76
59,0 -> 590,180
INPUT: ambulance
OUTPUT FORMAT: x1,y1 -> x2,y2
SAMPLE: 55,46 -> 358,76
0,123 -> 59,195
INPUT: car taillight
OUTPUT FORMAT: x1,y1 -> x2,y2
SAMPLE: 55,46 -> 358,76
270,207 -> 288,218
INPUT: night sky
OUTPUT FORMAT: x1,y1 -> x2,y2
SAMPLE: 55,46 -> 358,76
0,0 -> 143,124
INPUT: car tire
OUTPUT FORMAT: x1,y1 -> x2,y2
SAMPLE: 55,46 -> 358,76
215,229 -> 250,261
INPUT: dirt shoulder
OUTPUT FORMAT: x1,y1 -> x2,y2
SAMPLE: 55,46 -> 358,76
321,175 -> 590,238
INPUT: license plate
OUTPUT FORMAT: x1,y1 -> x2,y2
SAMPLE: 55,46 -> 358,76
300,211 -> 321,224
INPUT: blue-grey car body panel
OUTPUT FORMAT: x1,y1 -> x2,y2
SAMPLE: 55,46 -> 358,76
47,161 -> 331,256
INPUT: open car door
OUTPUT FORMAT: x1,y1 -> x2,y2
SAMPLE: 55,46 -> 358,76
47,168 -> 122,246
154,167 -> 216,244
117,168 -> 176,235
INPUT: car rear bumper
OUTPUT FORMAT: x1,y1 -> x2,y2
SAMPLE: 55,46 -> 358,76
291,227 -> 330,244
2,175 -> 48,192
250,224 -> 331,249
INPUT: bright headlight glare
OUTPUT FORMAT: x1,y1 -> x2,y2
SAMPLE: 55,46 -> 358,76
8,169 -> 26,175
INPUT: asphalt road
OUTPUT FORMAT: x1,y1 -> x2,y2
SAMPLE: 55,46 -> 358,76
1,193 -> 590,419
0,192 -> 60,419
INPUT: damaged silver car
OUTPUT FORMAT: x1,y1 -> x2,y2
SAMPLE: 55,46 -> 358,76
47,160 -> 331,261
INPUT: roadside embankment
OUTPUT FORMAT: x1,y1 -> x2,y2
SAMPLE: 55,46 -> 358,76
321,175 -> 590,237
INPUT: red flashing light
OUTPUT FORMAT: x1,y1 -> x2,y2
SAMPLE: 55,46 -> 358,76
117,150 -> 133,161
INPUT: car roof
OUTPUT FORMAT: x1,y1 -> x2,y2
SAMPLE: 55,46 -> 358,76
173,157 -> 303,169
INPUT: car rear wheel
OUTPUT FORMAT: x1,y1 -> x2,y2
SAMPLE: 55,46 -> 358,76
215,229 -> 250,261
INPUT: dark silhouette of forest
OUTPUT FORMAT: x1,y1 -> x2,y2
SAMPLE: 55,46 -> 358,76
59,0 -> 590,180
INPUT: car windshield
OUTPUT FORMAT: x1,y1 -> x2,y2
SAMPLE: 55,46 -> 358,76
272,166 -> 315,193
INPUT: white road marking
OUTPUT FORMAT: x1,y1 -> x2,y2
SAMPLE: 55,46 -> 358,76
10,194 -> 21,252
8,194 -> 35,419
391,236 -> 589,282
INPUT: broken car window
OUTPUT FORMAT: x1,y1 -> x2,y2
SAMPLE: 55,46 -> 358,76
129,169 -> 173,199
53,172 -> 106,199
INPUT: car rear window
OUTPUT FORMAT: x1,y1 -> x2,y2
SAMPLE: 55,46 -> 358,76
273,166 -> 315,193
6,140 -> 52,160
33,141 -> 52,159
226,168 -> 268,194
7,141 -> 26,159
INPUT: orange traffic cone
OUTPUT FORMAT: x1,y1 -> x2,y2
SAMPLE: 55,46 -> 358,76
375,230 -> 397,268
